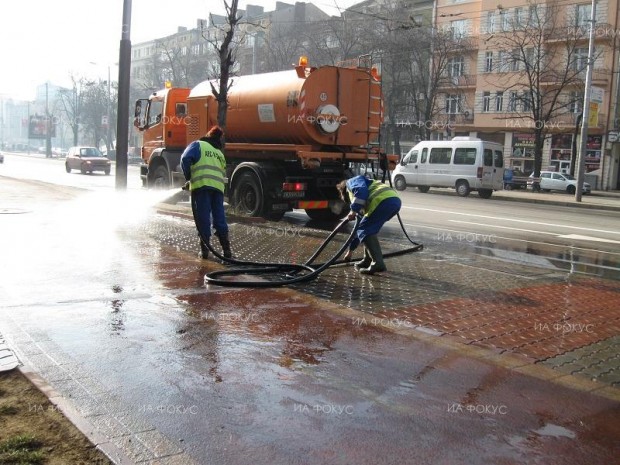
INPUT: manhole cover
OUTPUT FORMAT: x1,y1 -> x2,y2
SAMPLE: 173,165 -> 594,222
0,208 -> 30,214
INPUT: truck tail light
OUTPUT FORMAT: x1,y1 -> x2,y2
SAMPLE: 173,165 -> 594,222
283,182 -> 306,192
477,167 -> 483,179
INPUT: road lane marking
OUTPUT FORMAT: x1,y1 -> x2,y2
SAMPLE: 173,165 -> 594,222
401,206 -> 619,235
401,223 -> 620,256
448,220 -> 558,236
556,234 -> 620,244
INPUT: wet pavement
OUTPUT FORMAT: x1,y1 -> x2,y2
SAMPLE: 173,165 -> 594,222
1,176 -> 619,465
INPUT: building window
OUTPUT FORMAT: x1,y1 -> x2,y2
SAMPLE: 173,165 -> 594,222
511,49 -> 520,71
572,47 -> 589,71
486,11 -> 495,34
500,9 -> 510,31
485,52 -> 493,72
446,94 -> 462,114
576,3 -> 592,27
513,7 -> 523,27
569,91 -> 583,113
497,50 -> 507,72
448,56 -> 464,78
508,91 -> 518,112
525,47 -> 536,69
523,92 -> 532,112
528,4 -> 540,27
450,20 -> 467,39
496,92 -> 504,112
482,92 -> 491,112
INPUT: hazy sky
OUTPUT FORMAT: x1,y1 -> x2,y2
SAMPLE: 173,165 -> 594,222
0,0 -> 358,101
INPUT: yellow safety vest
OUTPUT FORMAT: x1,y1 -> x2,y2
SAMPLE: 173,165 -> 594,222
190,141 -> 226,193
348,180 -> 398,217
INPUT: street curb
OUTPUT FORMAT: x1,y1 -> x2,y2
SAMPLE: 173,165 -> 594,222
17,364 -> 136,465
419,188 -> 620,212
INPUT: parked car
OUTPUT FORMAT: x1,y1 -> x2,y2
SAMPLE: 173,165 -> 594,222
503,168 -> 529,190
65,146 -> 112,175
531,171 -> 591,194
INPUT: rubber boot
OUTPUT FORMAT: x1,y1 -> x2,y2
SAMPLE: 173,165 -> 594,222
354,246 -> 371,270
217,232 -> 233,259
359,235 -> 387,274
199,237 -> 210,260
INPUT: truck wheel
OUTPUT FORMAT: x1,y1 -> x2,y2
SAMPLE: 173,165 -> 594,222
233,172 -> 263,217
417,186 -> 430,193
152,165 -> 170,189
456,180 -> 471,197
394,175 -> 406,191
478,189 -> 493,199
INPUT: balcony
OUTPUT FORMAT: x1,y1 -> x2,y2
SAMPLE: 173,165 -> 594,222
438,74 -> 477,90
540,68 -> 611,86
448,112 -> 475,125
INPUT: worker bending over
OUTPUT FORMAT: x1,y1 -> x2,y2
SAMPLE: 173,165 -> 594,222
181,125 -> 232,260
337,175 -> 401,274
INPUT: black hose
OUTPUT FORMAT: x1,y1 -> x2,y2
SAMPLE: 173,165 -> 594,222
203,157 -> 423,288
204,216 -> 360,287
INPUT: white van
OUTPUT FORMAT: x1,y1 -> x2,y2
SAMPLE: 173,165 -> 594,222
391,137 -> 505,198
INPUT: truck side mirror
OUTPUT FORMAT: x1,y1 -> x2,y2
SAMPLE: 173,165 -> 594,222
134,99 -> 148,130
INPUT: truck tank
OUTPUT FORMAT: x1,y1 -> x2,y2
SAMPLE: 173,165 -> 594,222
186,66 -> 382,148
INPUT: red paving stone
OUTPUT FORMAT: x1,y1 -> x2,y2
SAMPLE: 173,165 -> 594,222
381,278 -> 620,361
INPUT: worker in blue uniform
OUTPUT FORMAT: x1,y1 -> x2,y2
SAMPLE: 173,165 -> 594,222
181,125 -> 232,260
337,175 -> 401,274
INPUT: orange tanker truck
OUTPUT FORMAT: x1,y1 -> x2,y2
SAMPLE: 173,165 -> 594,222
134,56 -> 389,221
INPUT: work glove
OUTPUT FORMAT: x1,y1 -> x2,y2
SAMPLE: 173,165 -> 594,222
182,181 -> 190,191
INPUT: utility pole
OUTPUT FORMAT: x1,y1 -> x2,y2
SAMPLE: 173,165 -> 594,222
575,0 -> 596,202
106,65 -> 111,156
45,83 -> 52,158
115,0 -> 132,190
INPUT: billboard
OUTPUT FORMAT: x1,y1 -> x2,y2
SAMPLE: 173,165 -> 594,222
28,114 -> 56,139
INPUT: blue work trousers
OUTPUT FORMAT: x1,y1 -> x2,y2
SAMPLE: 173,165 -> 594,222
191,187 -> 228,242
351,196 -> 401,249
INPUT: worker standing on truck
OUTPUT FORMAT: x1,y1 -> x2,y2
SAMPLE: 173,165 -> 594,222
337,175 -> 401,275
181,125 -> 232,260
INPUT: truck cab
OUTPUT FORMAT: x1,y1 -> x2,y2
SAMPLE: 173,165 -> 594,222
134,87 -> 190,187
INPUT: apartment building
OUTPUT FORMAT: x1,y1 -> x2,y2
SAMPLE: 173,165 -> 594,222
131,2 -> 329,91
435,0 -> 620,190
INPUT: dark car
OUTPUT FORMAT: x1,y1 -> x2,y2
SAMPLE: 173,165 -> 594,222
65,146 -> 111,175
503,168 -> 529,190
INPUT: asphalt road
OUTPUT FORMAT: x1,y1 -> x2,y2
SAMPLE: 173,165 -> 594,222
3,151 -> 619,279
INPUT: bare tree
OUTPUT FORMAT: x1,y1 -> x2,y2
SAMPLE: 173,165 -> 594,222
488,0 -> 594,180
302,15 -> 367,67
368,6 -> 473,152
261,23 -> 306,72
57,76 -> 92,146
203,0 -> 242,131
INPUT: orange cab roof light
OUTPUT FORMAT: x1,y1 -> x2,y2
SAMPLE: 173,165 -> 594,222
371,66 -> 381,81
299,56 -> 308,67
165,80 -> 172,88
